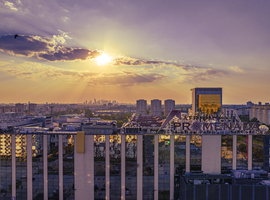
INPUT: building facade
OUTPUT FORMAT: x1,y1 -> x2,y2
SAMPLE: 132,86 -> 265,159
191,87 -> 222,115
29,103 -> 37,113
164,99 -> 175,117
151,99 -> 162,117
15,103 -> 26,113
136,99 -> 147,115
250,105 -> 270,125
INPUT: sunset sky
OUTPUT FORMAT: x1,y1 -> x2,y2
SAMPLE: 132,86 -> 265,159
0,0 -> 270,104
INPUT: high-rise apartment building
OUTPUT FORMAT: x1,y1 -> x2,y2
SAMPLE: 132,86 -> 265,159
136,99 -> 147,115
250,105 -> 270,125
164,99 -> 175,116
151,99 -> 162,116
191,87 -> 222,115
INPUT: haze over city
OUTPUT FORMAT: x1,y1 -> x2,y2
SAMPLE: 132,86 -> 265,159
1,0 -> 270,104
1,1 -> 270,199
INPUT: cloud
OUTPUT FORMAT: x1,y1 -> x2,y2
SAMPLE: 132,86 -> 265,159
0,33 -> 225,85
0,35 -> 100,61
37,47 -> 99,61
113,56 -> 161,66
112,55 -> 199,71
229,66 -> 244,73
4,1 -> 18,11
62,16 -> 70,23
88,72 -> 165,87
52,30 -> 72,44
0,33 -> 218,78
0,61 -> 165,86
180,68 -> 225,83
0,61 -> 99,81
0,32 -> 223,80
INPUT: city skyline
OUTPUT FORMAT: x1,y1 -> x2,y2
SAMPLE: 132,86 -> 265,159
0,99 -> 266,105
1,0 -> 270,104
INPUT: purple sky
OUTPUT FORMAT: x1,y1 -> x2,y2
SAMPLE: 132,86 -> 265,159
0,0 -> 270,104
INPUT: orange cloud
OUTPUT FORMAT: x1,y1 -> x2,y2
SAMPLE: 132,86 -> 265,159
0,61 -> 166,86
229,66 -> 244,73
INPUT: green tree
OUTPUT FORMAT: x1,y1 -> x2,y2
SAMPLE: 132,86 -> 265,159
239,115 -> 250,122
73,108 -> 82,114
84,109 -> 93,118
97,112 -> 132,127
250,117 -> 259,123
117,120 -> 124,127
253,147 -> 263,159
238,143 -> 247,153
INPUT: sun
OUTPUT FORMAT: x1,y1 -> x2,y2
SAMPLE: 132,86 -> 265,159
96,53 -> 112,65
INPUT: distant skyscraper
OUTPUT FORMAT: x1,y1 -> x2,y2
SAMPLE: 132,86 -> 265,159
164,99 -> 175,116
151,99 -> 162,116
191,87 -> 222,115
136,99 -> 147,115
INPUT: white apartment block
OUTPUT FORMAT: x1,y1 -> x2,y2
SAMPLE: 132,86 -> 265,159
250,105 -> 270,125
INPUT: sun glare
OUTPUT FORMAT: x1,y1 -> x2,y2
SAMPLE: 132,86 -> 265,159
96,53 -> 112,65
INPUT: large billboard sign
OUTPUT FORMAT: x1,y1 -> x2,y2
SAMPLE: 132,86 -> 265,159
173,121 -> 261,132
158,110 -> 269,135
